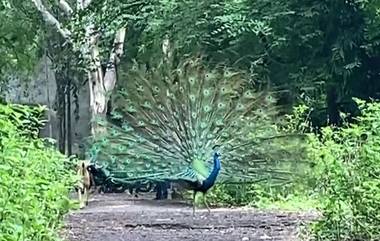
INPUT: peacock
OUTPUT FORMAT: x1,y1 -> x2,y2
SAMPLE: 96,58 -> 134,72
88,55 -> 301,214
175,150 -> 221,213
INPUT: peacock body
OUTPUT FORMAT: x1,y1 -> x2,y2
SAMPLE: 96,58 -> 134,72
89,56 -> 300,211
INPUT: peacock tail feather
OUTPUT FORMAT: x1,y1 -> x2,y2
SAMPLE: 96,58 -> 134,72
88,56 -> 303,185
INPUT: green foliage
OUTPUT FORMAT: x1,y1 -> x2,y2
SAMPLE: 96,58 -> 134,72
207,183 -> 317,211
136,0 -> 289,70
0,103 -> 76,241
308,99 -> 380,241
121,0 -> 380,123
68,0 -> 154,71
0,103 -> 46,138
0,0 -> 43,80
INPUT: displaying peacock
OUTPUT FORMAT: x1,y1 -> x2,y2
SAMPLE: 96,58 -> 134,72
88,56 -> 302,213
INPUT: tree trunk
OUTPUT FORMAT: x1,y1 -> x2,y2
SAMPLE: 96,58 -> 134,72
31,0 -> 127,137
88,72 -> 107,135
87,27 -> 126,135
57,76 -> 66,153
66,74 -> 72,156
326,84 -> 340,126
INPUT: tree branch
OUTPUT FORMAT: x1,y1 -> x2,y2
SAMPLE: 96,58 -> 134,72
82,0 -> 92,8
111,27 -> 127,65
31,0 -> 71,39
58,0 -> 73,15
77,0 -> 93,10
104,27 -> 127,92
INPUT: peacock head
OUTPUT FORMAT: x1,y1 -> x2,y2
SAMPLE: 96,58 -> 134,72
213,151 -> 221,159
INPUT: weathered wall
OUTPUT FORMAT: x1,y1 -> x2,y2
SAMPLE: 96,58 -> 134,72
2,56 -> 90,156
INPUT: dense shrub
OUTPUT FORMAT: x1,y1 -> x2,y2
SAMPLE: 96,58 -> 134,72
308,99 -> 380,241
0,103 -> 46,138
0,103 -> 76,241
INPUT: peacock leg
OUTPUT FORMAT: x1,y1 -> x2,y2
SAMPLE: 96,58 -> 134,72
192,191 -> 196,216
203,193 -> 210,213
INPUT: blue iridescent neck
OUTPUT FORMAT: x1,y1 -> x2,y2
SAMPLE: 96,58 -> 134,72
213,152 -> 221,170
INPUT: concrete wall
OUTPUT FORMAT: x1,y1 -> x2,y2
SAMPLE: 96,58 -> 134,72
2,55 -> 91,155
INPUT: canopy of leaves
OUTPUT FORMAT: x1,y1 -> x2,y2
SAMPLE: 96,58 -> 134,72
118,0 -> 380,125
67,0 -> 154,69
0,0 -> 43,81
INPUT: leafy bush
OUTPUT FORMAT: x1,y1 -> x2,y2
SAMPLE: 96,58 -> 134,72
308,99 -> 380,241
0,103 -> 46,138
0,103 -> 76,241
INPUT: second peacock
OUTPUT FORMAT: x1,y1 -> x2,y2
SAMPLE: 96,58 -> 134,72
89,56 -> 302,213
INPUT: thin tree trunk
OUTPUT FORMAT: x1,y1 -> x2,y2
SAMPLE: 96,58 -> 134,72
60,81 -> 66,153
326,84 -> 340,126
67,74 -> 72,156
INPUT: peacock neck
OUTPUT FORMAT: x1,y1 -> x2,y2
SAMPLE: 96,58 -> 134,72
213,154 -> 221,171
210,155 -> 221,179
200,153 -> 221,191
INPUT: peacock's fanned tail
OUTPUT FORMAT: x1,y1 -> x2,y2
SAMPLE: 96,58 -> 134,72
89,56 -> 302,184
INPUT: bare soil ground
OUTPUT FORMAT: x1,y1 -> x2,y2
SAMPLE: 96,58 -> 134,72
62,193 -> 318,241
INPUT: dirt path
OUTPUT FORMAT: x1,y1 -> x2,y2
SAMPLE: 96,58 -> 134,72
62,193 -> 317,241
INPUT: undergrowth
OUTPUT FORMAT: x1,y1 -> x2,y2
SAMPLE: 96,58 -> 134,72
207,183 -> 318,211
307,99 -> 380,241
0,103 -> 76,241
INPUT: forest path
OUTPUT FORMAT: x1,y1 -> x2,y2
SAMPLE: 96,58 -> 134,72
62,193 -> 318,241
